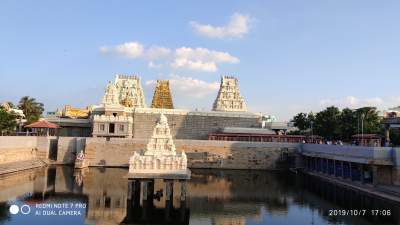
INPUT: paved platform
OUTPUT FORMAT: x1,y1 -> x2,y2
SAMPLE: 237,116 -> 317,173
0,160 -> 46,175
305,171 -> 400,203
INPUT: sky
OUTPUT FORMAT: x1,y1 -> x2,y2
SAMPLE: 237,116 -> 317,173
1,0 -> 400,121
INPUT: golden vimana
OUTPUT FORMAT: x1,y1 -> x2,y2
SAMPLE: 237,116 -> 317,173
151,80 -> 174,109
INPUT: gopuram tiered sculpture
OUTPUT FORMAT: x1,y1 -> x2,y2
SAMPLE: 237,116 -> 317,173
102,75 -> 146,107
128,113 -> 190,178
213,76 -> 247,112
151,80 -> 174,109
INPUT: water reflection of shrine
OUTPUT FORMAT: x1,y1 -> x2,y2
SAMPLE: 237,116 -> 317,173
121,178 -> 189,225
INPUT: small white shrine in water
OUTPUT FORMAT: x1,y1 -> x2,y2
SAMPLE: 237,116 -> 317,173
128,114 -> 190,178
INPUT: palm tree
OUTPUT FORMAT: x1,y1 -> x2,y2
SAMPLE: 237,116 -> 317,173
18,96 -> 44,123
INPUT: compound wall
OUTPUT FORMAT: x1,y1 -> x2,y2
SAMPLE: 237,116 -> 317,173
80,138 -> 300,170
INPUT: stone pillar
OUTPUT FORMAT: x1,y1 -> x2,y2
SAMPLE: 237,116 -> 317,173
319,158 -> 323,172
180,181 -> 187,222
349,162 -> 353,181
341,161 -> 344,178
385,126 -> 391,146
333,160 -> 336,177
314,158 -> 318,172
141,180 -> 149,220
360,165 -> 365,184
147,180 -> 154,203
127,181 -> 133,201
142,181 -> 148,201
165,180 -> 174,221
133,180 -> 141,208
372,166 -> 378,186
180,181 -> 187,202
324,159 -> 328,174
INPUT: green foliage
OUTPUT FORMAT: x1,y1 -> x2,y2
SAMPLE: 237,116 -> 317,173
18,96 -> 44,124
291,106 -> 381,141
0,107 -> 17,134
314,106 -> 341,140
354,107 -> 381,134
339,108 -> 357,141
292,112 -> 315,132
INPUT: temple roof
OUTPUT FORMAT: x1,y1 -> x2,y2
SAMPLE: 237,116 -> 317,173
25,120 -> 60,129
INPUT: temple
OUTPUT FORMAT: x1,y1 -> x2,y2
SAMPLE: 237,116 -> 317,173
102,75 -> 146,108
213,76 -> 247,112
102,81 -> 120,106
151,80 -> 174,109
94,74 -> 147,138
115,75 -> 146,108
128,114 -> 190,177
64,73 -> 261,139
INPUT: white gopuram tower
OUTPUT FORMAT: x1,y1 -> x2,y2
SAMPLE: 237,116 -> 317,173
102,81 -> 120,106
128,114 -> 190,177
212,76 -> 247,112
114,75 -> 146,108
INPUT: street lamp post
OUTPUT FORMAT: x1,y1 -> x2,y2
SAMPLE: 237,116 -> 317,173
310,121 -> 314,143
361,113 -> 365,146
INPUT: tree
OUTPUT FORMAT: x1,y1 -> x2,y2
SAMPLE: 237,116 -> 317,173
292,113 -> 308,131
18,96 -> 44,124
354,107 -> 381,134
0,107 -> 17,134
291,106 -> 382,142
314,106 -> 341,140
339,108 -> 357,141
292,112 -> 315,133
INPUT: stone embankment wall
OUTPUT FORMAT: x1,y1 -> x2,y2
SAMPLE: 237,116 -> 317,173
132,110 -> 261,140
0,136 -> 58,165
68,138 -> 300,169
0,137 -> 38,164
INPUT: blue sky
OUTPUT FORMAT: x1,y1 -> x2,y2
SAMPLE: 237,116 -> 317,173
1,0 -> 400,120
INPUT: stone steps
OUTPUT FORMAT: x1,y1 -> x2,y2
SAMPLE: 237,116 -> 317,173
0,159 -> 46,175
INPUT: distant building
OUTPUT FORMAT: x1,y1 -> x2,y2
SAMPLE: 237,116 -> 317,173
1,102 -> 27,131
381,106 -> 400,145
61,105 -> 92,119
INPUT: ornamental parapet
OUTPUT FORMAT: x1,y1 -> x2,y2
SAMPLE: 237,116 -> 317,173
93,115 -> 133,123
133,107 -> 189,115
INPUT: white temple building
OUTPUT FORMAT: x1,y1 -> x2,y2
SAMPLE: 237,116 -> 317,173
213,76 -> 247,112
128,114 -> 190,177
102,75 -> 146,108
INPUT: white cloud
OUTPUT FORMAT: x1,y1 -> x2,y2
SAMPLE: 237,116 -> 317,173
147,61 -> 164,69
100,41 -> 239,72
319,96 -> 385,109
190,13 -> 250,39
146,74 -> 219,98
171,47 -> 239,72
100,42 -> 171,60
100,42 -> 144,58
146,46 -> 171,60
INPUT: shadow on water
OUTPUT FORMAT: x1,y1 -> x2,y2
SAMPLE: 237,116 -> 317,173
1,166 -> 400,225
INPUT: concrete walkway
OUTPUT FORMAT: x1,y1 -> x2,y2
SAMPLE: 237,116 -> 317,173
0,160 -> 46,175
305,171 -> 400,203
